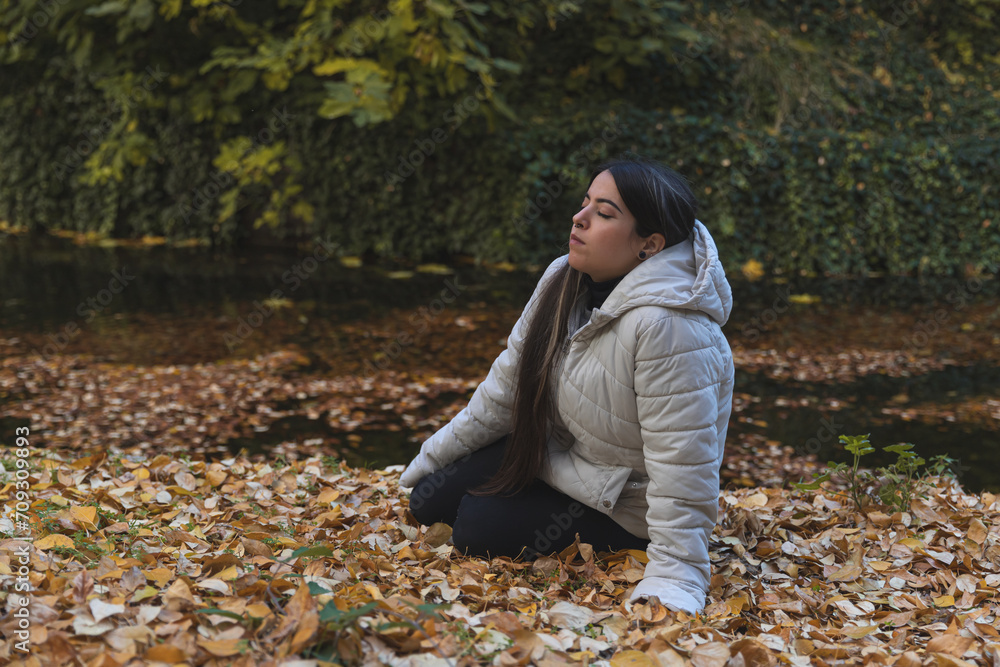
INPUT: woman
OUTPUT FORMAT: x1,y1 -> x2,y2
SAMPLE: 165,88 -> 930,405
399,155 -> 734,614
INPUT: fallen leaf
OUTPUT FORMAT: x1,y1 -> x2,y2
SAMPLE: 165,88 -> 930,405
90,599 -> 125,623
691,642 -> 732,667
196,638 -> 246,657
611,650 -> 657,667
422,522 -> 452,548
34,534 -> 75,551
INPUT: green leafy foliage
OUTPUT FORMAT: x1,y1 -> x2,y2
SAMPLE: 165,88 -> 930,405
1,0 -> 998,275
794,434 -> 957,513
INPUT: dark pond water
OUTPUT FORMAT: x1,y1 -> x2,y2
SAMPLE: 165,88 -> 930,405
2,232 -> 999,491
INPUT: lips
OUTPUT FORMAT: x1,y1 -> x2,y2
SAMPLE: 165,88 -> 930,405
570,233 -> 585,245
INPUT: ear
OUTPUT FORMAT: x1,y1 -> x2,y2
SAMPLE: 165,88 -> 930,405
641,233 -> 667,254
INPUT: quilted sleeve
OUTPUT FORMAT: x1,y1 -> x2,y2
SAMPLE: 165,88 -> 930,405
628,313 -> 728,613
399,256 -> 569,488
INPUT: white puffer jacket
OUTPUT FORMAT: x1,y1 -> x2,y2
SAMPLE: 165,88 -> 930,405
400,220 -> 734,614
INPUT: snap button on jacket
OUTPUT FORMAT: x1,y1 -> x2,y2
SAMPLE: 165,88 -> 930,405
401,220 -> 735,614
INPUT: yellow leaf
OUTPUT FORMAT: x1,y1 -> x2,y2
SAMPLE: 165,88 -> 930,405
34,534 -> 75,550
726,593 -> 749,615
611,650 -> 656,667
844,625 -> 879,639
933,595 -> 955,607
313,58 -> 360,76
897,537 -> 926,551
415,263 -> 454,275
247,603 -> 273,618
789,293 -> 822,305
146,567 -> 174,588
132,586 -> 158,602
340,256 -> 363,268
216,565 -> 242,581
317,488 -> 341,505
70,505 -> 99,530
741,259 -> 765,281
624,549 -> 649,563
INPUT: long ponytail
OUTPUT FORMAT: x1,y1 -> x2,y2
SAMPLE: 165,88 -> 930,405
472,262 -> 582,496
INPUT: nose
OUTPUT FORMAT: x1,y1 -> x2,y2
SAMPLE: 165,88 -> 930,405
572,206 -> 589,227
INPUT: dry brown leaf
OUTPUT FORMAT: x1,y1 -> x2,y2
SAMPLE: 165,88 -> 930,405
927,635 -> 976,657
145,644 -> 189,662
423,522 -> 453,548
968,518 -> 988,545
930,654 -> 979,667
690,641 -> 731,667
175,470 -> 198,491
828,547 -> 864,582
196,637 -> 247,657
730,639 -> 776,667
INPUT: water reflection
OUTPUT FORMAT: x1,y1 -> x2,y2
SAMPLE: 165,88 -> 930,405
2,232 -> 998,492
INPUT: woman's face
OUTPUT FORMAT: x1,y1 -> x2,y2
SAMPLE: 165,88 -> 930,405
568,170 -> 644,282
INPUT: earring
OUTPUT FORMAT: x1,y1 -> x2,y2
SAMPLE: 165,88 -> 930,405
639,251 -> 647,259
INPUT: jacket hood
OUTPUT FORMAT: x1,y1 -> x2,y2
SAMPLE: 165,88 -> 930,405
594,219 -> 733,326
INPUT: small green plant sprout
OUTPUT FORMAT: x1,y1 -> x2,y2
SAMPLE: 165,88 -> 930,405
925,454 -> 959,481
794,434 -> 873,512
875,443 -> 925,513
794,434 -> 949,514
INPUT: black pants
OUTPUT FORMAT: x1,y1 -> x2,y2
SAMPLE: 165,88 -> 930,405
407,436 -> 649,559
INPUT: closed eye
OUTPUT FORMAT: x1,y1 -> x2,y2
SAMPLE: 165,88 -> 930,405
580,199 -> 613,219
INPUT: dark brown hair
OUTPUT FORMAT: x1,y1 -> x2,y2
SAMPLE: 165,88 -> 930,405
473,155 -> 697,496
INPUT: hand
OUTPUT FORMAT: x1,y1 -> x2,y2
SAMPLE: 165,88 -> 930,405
399,451 -> 431,489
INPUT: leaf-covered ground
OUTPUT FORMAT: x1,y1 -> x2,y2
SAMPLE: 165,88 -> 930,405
2,292 -> 999,665
2,450 -> 1000,666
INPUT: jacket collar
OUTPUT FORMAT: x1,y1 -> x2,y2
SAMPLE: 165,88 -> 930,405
584,219 -> 733,328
